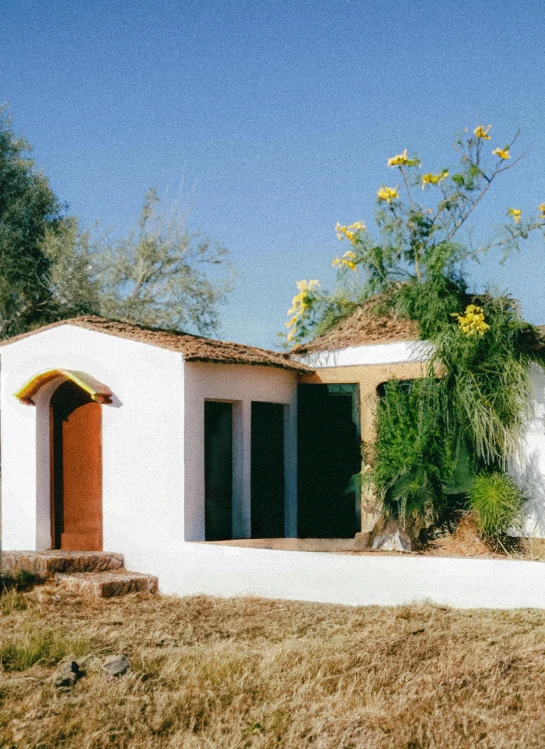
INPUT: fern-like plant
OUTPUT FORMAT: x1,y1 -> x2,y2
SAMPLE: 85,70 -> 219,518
469,472 -> 523,538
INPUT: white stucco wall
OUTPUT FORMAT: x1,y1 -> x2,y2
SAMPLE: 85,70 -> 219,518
510,364 -> 545,538
0,325 -> 185,553
124,541 -> 545,609
183,362 -> 299,541
297,340 -> 432,369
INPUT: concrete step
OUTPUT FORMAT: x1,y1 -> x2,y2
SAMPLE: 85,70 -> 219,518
55,569 -> 159,598
0,550 -> 124,579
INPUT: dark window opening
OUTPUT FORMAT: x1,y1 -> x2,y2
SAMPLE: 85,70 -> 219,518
251,402 -> 285,538
297,384 -> 361,538
204,401 -> 233,541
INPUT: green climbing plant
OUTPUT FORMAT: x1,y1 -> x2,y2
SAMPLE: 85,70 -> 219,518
285,122 -> 545,535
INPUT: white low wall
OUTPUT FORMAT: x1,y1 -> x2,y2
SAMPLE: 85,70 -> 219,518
298,340 -> 432,369
124,543 -> 545,610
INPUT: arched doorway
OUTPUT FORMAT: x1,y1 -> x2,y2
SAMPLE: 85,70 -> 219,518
50,380 -> 103,551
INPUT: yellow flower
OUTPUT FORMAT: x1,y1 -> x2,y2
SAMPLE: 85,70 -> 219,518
335,222 -> 346,239
474,124 -> 492,140
492,147 -> 510,160
387,149 -> 408,167
350,221 -> 366,231
451,304 -> 490,336
421,169 -> 449,188
285,280 -> 320,342
332,250 -> 358,272
377,186 -> 399,203
293,279 -> 319,295
507,208 -> 522,224
336,220 -> 366,245
538,203 -> 545,217
387,149 -> 420,168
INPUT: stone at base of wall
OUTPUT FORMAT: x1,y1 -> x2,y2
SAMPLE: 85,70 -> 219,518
354,532 -> 372,551
372,528 -> 412,552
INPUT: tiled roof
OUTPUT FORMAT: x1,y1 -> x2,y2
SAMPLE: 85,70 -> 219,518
0,316 -> 313,373
292,304 -> 419,355
294,302 -> 545,356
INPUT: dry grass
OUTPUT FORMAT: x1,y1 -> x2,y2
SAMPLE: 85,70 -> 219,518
2,588 -> 545,747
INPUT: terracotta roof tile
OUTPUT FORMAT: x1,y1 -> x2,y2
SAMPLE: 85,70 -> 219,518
0,316 -> 313,373
292,304 -> 419,355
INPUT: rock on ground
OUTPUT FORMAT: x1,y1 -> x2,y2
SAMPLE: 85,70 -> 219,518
53,655 -> 83,689
102,654 -> 130,677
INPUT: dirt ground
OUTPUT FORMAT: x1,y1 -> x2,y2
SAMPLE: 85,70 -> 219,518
210,514 -> 545,561
3,585 -> 545,748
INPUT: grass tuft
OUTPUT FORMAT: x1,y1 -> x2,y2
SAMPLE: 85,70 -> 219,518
469,471 -> 523,538
0,588 -> 28,615
0,628 -> 90,671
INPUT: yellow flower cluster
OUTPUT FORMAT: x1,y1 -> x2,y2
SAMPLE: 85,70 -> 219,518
377,186 -> 399,203
492,146 -> 510,160
421,169 -> 449,188
507,208 -> 522,224
387,149 -> 420,168
539,203 -> 545,217
335,220 -> 366,244
451,304 -> 490,336
332,250 -> 357,272
474,124 -> 492,140
285,279 -> 320,342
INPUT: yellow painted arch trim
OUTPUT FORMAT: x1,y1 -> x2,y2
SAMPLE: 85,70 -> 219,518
15,369 -> 113,405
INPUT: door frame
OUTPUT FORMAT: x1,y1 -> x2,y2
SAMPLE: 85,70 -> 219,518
49,379 -> 104,551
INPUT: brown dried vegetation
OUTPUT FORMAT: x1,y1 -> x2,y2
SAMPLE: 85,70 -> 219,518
291,300 -> 419,354
2,590 -> 545,747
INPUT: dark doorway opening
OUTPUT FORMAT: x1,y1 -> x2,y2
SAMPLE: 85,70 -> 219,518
297,384 -> 361,538
204,401 -> 233,541
251,402 -> 285,538
50,379 -> 103,551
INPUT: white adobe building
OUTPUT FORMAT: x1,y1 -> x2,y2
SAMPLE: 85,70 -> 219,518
1,313 -> 545,606
0,317 -> 307,556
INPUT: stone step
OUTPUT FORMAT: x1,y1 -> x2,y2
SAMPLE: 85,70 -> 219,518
55,569 -> 159,598
0,550 -> 124,579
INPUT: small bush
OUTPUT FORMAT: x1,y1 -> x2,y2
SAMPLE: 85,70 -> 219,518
469,472 -> 523,538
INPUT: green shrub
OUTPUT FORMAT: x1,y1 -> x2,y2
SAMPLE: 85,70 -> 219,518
469,472 -> 523,538
14,569 -> 41,590
373,378 -> 462,528
0,569 -> 42,594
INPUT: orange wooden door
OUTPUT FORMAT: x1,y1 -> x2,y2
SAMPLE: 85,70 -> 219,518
50,381 -> 103,551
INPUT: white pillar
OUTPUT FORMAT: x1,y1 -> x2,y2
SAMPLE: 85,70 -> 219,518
284,402 -> 298,538
232,400 -> 251,538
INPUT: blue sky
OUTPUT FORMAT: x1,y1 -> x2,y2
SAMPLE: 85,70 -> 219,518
2,0 -> 545,347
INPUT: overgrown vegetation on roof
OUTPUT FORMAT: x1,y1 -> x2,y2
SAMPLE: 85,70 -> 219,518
286,123 -> 545,538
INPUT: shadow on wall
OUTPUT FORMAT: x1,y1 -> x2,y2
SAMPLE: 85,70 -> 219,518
511,370 -> 545,538
512,450 -> 545,538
